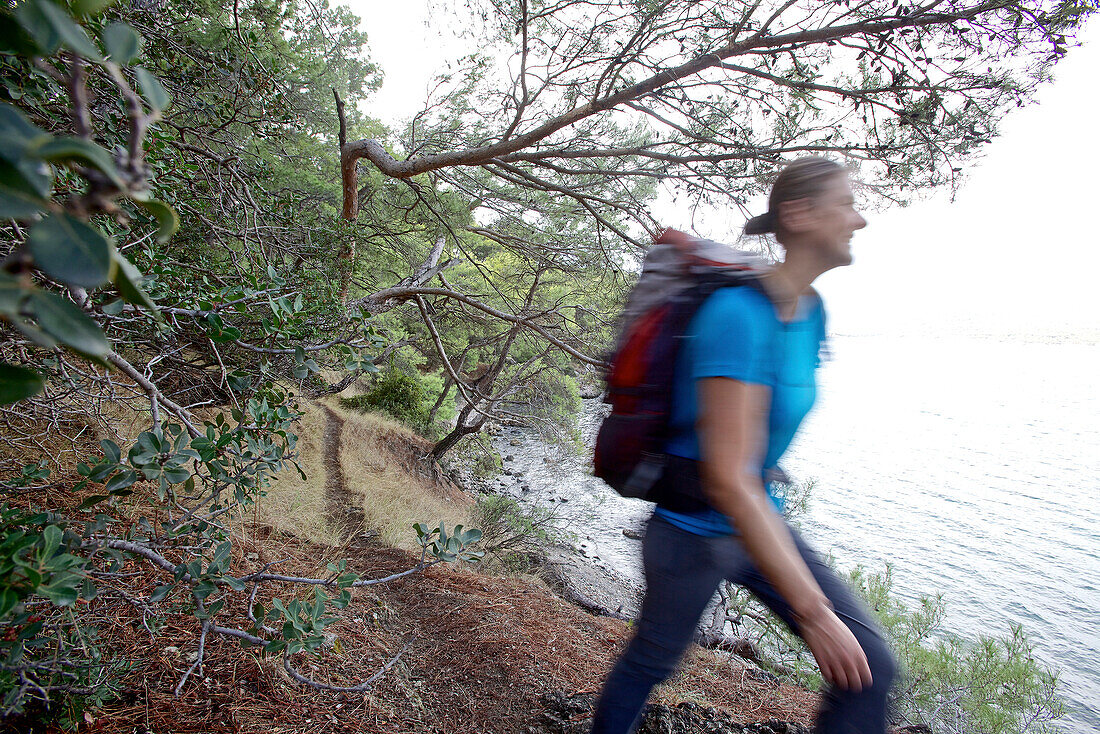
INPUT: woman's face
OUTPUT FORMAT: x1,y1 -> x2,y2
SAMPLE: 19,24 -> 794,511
808,174 -> 867,268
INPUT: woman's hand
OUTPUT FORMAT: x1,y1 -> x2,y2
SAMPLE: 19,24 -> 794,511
797,603 -> 873,691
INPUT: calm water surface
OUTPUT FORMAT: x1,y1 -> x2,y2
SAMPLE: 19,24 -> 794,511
786,334 -> 1100,734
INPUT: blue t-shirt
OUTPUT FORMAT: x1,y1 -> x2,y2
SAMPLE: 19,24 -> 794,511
655,285 -> 826,536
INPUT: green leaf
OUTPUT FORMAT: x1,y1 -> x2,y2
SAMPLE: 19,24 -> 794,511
212,541 -> 231,565
12,1 -> 62,55
104,470 -> 136,492
26,290 -> 110,362
0,159 -> 49,218
38,581 -> 79,607
76,494 -> 110,510
0,15 -> 44,56
133,198 -> 178,243
27,213 -> 114,288
0,104 -> 51,161
148,585 -> 172,602
222,575 -> 246,592
6,157 -> 52,202
133,67 -> 170,111
8,318 -> 59,349
34,137 -> 127,190
162,465 -> 190,483
113,252 -> 159,315
86,461 -> 115,482
101,438 -> 121,463
0,106 -> 52,201
0,362 -> 44,404
192,579 -> 216,601
0,588 -> 18,618
71,0 -> 118,17
101,21 -> 140,64
32,0 -> 103,62
41,525 -> 62,558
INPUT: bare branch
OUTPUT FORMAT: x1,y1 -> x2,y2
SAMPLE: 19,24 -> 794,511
282,643 -> 409,692
358,287 -> 604,367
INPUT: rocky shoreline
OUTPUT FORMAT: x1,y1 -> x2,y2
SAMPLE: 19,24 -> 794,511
537,543 -> 641,620
450,455 -> 645,622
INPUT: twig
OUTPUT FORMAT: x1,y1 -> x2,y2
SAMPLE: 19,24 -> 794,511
174,619 -> 210,696
103,538 -> 441,588
211,625 -> 266,646
282,643 -> 409,692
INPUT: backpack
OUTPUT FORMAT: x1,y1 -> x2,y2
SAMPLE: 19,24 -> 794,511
593,229 -> 769,500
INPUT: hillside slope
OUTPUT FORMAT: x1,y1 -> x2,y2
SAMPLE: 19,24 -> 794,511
12,401 -> 817,733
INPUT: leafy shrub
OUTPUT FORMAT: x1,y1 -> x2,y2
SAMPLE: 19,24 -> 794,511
847,565 -> 1064,734
471,495 -> 559,574
0,2 -> 477,722
703,477 -> 1063,734
341,370 -> 430,431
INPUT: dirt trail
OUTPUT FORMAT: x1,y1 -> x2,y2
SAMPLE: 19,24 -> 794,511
320,405 -> 367,541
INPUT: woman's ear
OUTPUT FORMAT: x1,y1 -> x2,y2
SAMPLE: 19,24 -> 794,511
775,197 -> 815,234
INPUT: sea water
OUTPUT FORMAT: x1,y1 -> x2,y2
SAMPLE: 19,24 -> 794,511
783,334 -> 1100,733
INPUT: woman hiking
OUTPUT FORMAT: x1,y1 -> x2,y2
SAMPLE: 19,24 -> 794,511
590,156 -> 897,734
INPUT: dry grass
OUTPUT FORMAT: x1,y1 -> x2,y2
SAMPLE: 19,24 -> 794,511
258,401 -> 341,546
327,403 -> 473,552
261,400 -> 473,553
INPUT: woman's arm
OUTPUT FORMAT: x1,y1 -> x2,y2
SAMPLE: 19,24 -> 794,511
697,376 -> 872,691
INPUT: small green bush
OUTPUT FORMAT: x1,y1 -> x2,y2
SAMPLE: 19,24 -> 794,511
847,565 -> 1064,734
715,563 -> 1065,734
341,371 -> 429,431
471,495 -> 559,574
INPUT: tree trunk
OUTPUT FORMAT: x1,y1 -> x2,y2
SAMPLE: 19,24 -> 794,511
431,402 -> 486,461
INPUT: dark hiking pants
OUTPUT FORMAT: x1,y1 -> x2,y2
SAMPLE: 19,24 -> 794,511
590,513 -> 897,734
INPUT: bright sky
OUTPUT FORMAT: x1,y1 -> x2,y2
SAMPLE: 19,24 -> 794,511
350,1 -> 1100,341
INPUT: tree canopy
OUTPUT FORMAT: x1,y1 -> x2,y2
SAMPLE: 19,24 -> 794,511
345,0 -> 1092,229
